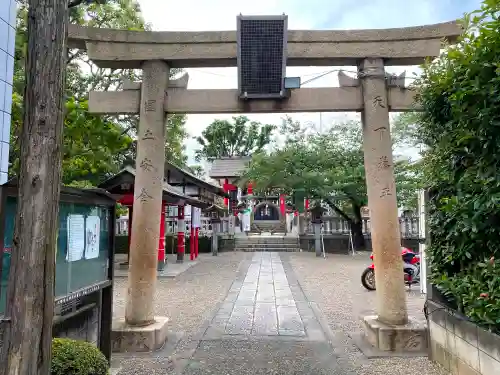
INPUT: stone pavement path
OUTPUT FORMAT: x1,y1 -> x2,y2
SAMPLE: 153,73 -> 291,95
114,252 -> 358,374
179,252 -> 354,374
207,252 -> 310,337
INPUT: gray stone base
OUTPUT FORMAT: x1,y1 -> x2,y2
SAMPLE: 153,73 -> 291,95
356,315 -> 428,357
111,316 -> 169,353
115,260 -> 197,278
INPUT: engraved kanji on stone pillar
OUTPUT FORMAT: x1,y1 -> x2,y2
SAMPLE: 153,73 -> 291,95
125,60 -> 169,326
359,58 -> 408,326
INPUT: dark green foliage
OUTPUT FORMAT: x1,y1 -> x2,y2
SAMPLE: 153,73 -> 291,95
115,234 -> 215,255
10,2 -> 190,185
51,338 -> 109,375
194,116 -> 276,161
417,0 -> 500,331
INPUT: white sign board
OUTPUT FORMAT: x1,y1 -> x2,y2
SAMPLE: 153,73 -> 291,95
85,216 -> 100,260
242,208 -> 251,232
66,214 -> 85,262
418,189 -> 427,294
192,207 -> 202,228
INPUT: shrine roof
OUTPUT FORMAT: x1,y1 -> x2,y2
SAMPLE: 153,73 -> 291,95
164,161 -> 226,196
205,204 -> 227,213
98,166 -> 209,208
2,178 -> 116,206
208,156 -> 252,179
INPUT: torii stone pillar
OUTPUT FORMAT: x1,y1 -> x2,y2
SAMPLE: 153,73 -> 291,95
125,60 -> 169,327
359,58 -> 408,325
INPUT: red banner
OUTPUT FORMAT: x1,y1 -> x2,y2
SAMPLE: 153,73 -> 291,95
279,194 -> 286,216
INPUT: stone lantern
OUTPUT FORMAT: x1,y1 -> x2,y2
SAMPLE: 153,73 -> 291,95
308,203 -> 327,257
205,204 -> 225,256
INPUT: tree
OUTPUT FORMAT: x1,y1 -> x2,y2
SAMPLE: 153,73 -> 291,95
242,118 -> 419,250
9,1 -> 190,185
391,112 -> 424,150
9,95 -> 133,186
188,165 -> 205,178
416,0 -> 500,329
194,116 -> 276,161
165,114 -> 189,167
0,0 -> 69,374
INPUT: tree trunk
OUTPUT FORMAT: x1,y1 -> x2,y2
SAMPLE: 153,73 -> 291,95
350,220 -> 366,250
350,204 -> 366,251
0,1 -> 68,374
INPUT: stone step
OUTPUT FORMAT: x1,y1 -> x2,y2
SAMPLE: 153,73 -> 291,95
234,242 -> 299,247
235,242 -> 299,246
236,236 -> 296,240
236,244 -> 298,248
236,247 -> 301,252
252,220 -> 287,234
236,237 -> 297,241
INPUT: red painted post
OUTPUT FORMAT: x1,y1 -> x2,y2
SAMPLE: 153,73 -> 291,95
190,206 -> 195,260
190,226 -> 195,260
223,178 -> 229,207
176,205 -> 185,263
127,206 -> 133,264
195,227 -> 199,258
279,194 -> 286,216
157,201 -> 166,271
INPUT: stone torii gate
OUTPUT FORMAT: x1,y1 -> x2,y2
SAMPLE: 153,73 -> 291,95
68,19 -> 460,353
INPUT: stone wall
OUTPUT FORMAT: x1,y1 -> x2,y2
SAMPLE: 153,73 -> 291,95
427,300 -> 499,375
0,302 -> 100,353
53,304 -> 100,345
116,234 -> 420,255
115,234 -> 234,255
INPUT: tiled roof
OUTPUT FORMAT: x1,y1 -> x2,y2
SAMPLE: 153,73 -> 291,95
165,161 -> 224,194
208,156 -> 252,178
98,166 -> 209,208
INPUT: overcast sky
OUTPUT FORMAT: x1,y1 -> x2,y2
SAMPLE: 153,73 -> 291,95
135,0 -> 481,166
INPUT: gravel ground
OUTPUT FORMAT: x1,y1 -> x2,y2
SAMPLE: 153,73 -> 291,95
113,252 -> 248,337
288,251 -> 448,375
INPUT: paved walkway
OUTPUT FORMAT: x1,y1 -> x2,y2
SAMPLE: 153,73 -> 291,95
179,252 -> 351,374
207,252 -> 308,337
112,252 -> 443,375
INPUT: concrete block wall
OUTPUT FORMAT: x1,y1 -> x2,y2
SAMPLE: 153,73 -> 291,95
0,0 -> 16,184
53,305 -> 100,345
428,300 -> 500,375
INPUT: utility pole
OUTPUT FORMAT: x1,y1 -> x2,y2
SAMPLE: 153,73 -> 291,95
0,1 -> 68,374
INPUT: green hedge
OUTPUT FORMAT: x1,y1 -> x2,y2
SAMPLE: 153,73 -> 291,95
115,234 -> 214,255
51,338 -> 109,375
418,1 -> 500,331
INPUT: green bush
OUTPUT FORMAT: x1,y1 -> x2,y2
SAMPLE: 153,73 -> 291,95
51,338 -> 109,375
417,0 -> 500,331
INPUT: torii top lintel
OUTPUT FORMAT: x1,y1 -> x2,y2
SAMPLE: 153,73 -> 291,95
68,20 -> 462,69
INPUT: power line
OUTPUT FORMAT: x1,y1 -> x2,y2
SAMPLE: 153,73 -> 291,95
189,68 -> 347,79
301,68 -> 421,86
188,67 -> 422,87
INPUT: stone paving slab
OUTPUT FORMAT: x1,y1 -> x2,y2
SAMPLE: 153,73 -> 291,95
204,252 -> 318,339
111,252 -> 368,375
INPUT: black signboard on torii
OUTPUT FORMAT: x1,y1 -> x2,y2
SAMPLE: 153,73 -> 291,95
237,15 -> 288,100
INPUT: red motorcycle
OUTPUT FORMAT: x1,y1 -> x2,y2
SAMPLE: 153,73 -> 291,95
361,247 -> 421,291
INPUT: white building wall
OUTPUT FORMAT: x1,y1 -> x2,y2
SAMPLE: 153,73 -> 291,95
0,0 -> 16,184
